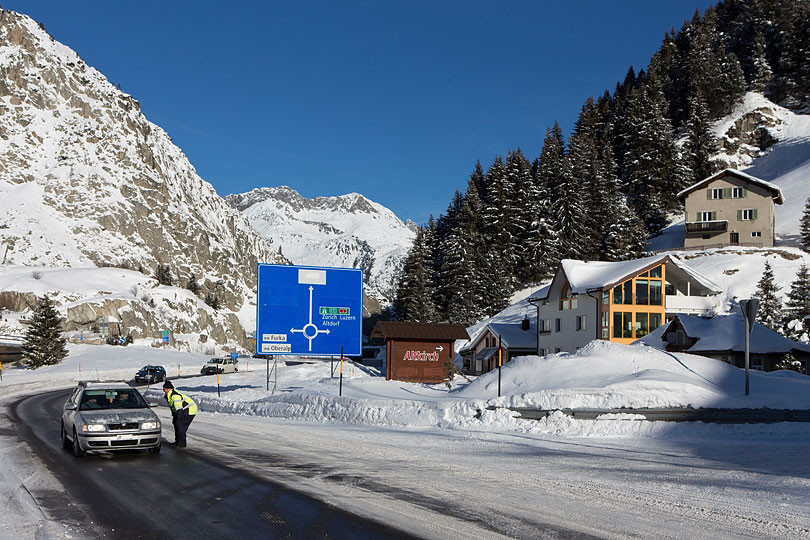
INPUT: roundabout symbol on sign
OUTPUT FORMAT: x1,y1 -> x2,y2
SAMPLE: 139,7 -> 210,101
289,286 -> 330,351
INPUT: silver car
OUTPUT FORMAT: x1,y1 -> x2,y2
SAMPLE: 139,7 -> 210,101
61,381 -> 162,456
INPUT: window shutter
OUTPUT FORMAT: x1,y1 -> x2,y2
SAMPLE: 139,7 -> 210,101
752,208 -> 758,220
707,189 -> 712,200
723,187 -> 732,198
711,212 -> 717,221
737,209 -> 742,221
742,187 -> 747,198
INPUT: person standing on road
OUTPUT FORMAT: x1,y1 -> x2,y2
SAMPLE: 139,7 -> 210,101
162,380 -> 197,448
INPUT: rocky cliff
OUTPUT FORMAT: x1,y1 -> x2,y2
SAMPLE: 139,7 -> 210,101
0,10 -> 286,350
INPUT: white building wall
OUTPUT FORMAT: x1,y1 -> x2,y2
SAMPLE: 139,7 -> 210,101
536,278 -> 599,355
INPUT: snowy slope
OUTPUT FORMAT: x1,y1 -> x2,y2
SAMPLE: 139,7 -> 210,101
226,186 -> 416,304
0,10 -> 285,349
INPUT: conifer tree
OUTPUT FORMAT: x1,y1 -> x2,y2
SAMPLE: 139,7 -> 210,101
800,196 -> 810,252
754,260 -> 782,331
684,89 -> 719,185
602,199 -> 648,261
23,296 -> 68,369
784,264 -> 810,324
480,156 -> 516,304
750,30 -> 773,93
621,73 -> 685,234
186,274 -> 201,296
505,149 -> 533,273
393,226 -> 439,322
155,264 -> 172,286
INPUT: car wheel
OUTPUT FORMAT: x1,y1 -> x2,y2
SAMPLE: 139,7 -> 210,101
235,367 -> 238,372
72,428 -> 85,457
61,422 -> 71,448
149,441 -> 161,454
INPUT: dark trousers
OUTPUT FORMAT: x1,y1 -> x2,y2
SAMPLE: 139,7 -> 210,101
171,409 -> 195,446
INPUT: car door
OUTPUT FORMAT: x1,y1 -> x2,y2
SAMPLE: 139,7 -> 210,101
62,386 -> 81,432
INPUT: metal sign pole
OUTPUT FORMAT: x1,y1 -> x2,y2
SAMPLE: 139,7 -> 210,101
339,347 -> 344,397
266,356 -> 270,391
498,336 -> 502,398
741,299 -> 759,396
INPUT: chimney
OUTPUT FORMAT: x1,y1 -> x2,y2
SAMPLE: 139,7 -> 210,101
521,317 -> 530,331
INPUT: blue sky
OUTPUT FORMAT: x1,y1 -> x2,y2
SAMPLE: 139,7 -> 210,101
8,1 -> 713,224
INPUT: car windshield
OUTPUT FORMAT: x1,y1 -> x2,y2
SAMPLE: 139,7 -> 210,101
207,359 -> 223,364
79,389 -> 148,410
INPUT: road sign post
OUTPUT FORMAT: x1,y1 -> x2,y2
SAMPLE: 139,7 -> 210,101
256,265 -> 363,359
740,299 -> 759,396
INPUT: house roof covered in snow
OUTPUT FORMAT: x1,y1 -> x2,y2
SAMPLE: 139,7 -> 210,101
639,313 -> 810,355
528,255 -> 722,300
460,320 -> 537,353
676,169 -> 784,204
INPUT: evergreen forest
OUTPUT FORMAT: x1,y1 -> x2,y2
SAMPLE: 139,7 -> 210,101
395,0 -> 810,325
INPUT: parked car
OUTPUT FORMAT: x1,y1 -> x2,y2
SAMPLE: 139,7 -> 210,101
61,381 -> 162,457
134,365 -> 166,384
201,357 -> 238,375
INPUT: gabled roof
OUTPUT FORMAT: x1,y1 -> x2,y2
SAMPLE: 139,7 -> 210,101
528,255 -> 721,301
676,169 -> 784,204
639,313 -> 810,354
460,320 -> 537,353
371,321 -> 469,341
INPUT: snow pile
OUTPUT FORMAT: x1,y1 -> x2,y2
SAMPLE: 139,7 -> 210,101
4,340 -> 809,439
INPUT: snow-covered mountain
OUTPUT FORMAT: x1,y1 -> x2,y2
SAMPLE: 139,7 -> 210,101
226,186 -> 416,307
0,10 -> 286,350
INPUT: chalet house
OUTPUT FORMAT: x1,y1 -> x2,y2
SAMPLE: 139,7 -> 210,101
639,313 -> 810,374
459,318 -> 537,375
528,255 -> 722,355
677,169 -> 784,250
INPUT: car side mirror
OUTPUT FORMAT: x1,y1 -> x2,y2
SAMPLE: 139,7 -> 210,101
64,403 -> 77,411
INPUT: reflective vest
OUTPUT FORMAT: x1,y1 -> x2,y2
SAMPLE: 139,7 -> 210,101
167,389 -> 198,415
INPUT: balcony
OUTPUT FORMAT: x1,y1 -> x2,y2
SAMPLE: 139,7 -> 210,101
685,220 -> 728,234
665,295 -> 716,315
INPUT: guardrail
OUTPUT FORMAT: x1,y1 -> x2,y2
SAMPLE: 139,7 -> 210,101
479,406 -> 810,423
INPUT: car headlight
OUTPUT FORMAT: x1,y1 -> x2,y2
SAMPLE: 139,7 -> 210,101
141,421 -> 160,430
82,424 -> 106,432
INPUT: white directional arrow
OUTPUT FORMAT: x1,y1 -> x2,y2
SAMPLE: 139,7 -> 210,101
436,345 -> 444,351
290,286 -> 330,351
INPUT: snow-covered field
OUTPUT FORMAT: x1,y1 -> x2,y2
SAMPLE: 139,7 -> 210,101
2,342 -> 810,538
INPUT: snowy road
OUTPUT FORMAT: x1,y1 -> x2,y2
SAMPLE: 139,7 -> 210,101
6,387 -> 810,539
182,411 -> 810,540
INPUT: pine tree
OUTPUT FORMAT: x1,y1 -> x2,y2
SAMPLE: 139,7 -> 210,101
155,264 -> 172,286
186,275 -> 201,296
754,260 -> 782,331
621,73 -> 685,234
602,199 -> 648,261
800,196 -> 810,252
23,296 -> 68,369
784,264 -> 810,324
393,226 -> 439,322
684,89 -> 719,185
480,156 -> 516,305
750,30 -> 773,93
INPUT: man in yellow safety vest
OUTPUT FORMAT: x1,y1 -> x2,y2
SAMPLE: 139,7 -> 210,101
162,380 -> 197,448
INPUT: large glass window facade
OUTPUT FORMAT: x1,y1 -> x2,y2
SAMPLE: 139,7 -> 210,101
636,279 -> 649,305
650,280 -> 662,305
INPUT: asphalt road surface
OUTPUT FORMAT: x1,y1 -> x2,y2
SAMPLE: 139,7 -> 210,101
11,389 -> 420,540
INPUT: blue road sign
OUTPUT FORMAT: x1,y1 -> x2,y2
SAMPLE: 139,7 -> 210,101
256,264 -> 363,356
